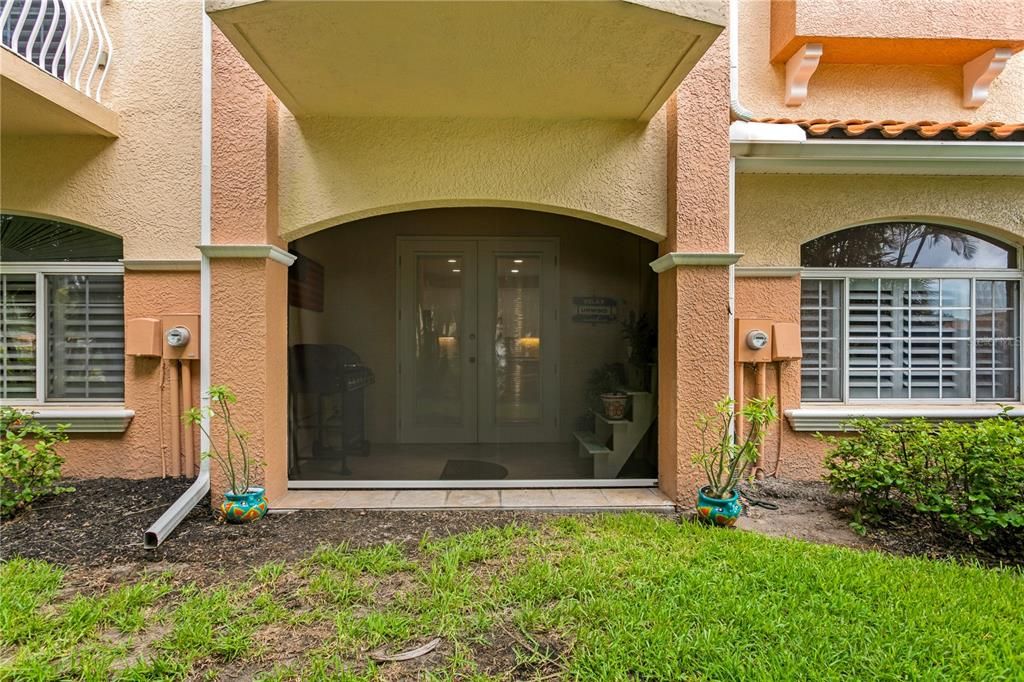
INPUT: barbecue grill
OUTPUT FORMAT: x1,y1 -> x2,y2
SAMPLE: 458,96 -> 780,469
288,344 -> 374,476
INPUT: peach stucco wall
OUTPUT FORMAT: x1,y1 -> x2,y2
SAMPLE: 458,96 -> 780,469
658,18 -> 733,503
62,271 -> 200,479
736,175 -> 1024,268
740,0 -> 1024,120
0,0 -> 203,262
208,27 -> 289,502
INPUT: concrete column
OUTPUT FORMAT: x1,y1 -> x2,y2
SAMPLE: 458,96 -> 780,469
208,26 -> 289,501
657,25 -> 733,504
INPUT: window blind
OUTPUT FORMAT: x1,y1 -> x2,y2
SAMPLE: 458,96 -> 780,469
0,275 -> 37,400
47,275 -> 124,401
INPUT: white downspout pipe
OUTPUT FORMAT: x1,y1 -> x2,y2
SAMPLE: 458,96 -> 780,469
144,12 -> 213,549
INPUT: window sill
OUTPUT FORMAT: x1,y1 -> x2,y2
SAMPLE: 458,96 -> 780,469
5,405 -> 135,433
785,405 -> 1024,432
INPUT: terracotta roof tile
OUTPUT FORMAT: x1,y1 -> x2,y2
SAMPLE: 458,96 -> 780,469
756,118 -> 1024,141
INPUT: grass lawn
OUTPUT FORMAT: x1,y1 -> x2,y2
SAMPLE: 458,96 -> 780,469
1,512 -> 1022,681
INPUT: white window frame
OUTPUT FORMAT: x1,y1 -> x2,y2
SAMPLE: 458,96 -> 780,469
0,261 -> 125,406
801,267 -> 1024,406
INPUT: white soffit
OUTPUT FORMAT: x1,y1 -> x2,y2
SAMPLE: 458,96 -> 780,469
731,140 -> 1024,176
206,0 -> 724,120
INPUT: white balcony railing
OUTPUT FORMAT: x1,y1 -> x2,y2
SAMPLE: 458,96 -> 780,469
1,0 -> 113,103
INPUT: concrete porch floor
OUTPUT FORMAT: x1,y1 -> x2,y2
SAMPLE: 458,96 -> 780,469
273,487 -> 676,511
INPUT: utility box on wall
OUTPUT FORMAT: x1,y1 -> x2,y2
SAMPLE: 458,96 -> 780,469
161,315 -> 200,360
772,322 -> 802,361
126,318 -> 162,357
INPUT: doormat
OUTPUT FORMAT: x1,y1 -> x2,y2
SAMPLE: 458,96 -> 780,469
440,459 -> 509,480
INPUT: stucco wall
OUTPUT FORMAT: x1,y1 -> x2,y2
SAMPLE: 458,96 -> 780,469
63,271 -> 200,479
277,113 -> 668,243
736,175 -> 1024,267
740,0 -> 1024,121
0,0 -> 203,261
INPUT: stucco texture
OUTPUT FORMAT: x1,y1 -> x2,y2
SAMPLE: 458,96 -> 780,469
277,113 -> 668,243
658,18 -> 733,503
62,271 -> 200,479
740,0 -> 1024,121
0,0 -> 203,261
736,175 -> 1024,268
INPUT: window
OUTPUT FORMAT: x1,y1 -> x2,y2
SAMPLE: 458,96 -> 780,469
1,215 -> 124,403
801,223 -> 1021,403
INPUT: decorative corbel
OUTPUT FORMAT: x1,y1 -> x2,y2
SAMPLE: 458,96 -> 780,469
963,47 -> 1012,108
784,43 -> 823,107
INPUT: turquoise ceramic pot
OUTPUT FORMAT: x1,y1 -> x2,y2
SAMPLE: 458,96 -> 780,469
220,487 -> 268,524
695,486 -> 741,527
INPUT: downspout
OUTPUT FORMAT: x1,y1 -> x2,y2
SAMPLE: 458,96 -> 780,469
144,12 -> 213,550
729,0 -> 755,123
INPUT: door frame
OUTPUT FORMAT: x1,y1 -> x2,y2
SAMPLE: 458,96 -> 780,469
396,236 -> 560,444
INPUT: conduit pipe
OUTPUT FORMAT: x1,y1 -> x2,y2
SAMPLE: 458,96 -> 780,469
144,14 -> 212,550
181,359 -> 194,476
168,359 -> 181,477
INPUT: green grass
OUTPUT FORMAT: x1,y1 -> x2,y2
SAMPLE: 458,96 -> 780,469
1,514 -> 1022,681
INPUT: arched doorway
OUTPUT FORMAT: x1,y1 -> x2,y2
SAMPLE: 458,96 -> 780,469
286,207 -> 659,486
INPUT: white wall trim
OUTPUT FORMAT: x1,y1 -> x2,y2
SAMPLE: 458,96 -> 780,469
786,405 -> 1024,432
7,406 -> 135,433
197,244 -> 297,266
735,266 -> 801,278
650,252 -> 744,273
121,259 -> 201,272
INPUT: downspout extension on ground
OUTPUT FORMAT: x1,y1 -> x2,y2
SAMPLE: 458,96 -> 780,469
144,14 -> 213,550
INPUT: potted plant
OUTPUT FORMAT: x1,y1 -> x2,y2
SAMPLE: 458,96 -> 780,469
692,396 -> 777,527
584,362 -> 630,420
184,385 -> 268,524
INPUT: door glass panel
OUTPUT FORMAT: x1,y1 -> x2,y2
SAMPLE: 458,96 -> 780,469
413,255 -> 464,427
494,255 -> 541,425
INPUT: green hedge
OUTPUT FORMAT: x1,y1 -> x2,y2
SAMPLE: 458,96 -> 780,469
822,410 -> 1024,540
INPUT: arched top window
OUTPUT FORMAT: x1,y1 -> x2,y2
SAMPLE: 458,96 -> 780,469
1,214 -> 122,262
1,215 -> 124,405
801,222 -> 1017,269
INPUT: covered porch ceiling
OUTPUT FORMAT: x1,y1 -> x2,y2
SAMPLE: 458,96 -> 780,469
206,0 -> 725,121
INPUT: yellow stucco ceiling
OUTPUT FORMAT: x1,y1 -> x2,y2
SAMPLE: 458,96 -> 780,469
207,0 -> 724,120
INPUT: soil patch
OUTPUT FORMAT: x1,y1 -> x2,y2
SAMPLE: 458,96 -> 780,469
739,478 -> 1024,567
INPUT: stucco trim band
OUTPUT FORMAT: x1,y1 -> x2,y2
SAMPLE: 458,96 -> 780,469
649,252 -> 744,273
735,266 -> 801,278
19,406 -> 135,433
122,260 -> 202,271
197,244 -> 297,267
786,405 -> 1024,432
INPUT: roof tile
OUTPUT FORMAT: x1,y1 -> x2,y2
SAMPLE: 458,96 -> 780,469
756,118 -> 1024,141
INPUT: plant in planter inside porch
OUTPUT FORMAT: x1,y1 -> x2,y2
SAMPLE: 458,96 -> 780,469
184,385 -> 268,523
692,396 -> 777,527
584,362 -> 631,420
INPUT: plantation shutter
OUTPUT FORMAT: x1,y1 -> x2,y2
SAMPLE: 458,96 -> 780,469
46,275 -> 124,401
800,279 -> 842,401
0,275 -> 37,400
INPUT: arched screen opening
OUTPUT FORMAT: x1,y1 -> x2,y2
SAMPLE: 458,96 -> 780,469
801,222 -> 1017,269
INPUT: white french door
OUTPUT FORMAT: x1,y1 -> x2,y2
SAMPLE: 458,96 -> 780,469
398,238 -> 559,443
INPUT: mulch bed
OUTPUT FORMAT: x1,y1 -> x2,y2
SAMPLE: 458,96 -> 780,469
3,477 -> 1021,573
1,478 -> 548,574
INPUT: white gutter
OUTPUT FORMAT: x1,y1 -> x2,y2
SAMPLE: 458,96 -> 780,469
144,13 -> 213,550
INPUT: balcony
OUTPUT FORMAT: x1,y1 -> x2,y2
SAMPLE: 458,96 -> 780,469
770,0 -> 1024,107
206,0 -> 725,121
1,0 -> 118,136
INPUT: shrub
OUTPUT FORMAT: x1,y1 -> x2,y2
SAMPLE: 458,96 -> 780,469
694,396 -> 778,499
822,410 -> 1024,540
1,407 -> 73,518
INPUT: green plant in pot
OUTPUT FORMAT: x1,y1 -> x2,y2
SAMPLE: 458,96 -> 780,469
585,362 -> 630,420
184,385 -> 268,523
693,396 -> 777,527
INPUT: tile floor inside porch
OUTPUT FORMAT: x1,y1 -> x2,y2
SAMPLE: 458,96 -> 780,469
274,487 -> 676,511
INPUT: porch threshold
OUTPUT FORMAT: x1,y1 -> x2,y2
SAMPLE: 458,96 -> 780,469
273,488 -> 676,512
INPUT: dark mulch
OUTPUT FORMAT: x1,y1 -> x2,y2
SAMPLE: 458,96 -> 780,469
1,478 -> 548,575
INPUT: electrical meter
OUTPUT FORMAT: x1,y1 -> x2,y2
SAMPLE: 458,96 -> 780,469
166,326 -> 192,348
746,329 -> 769,351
